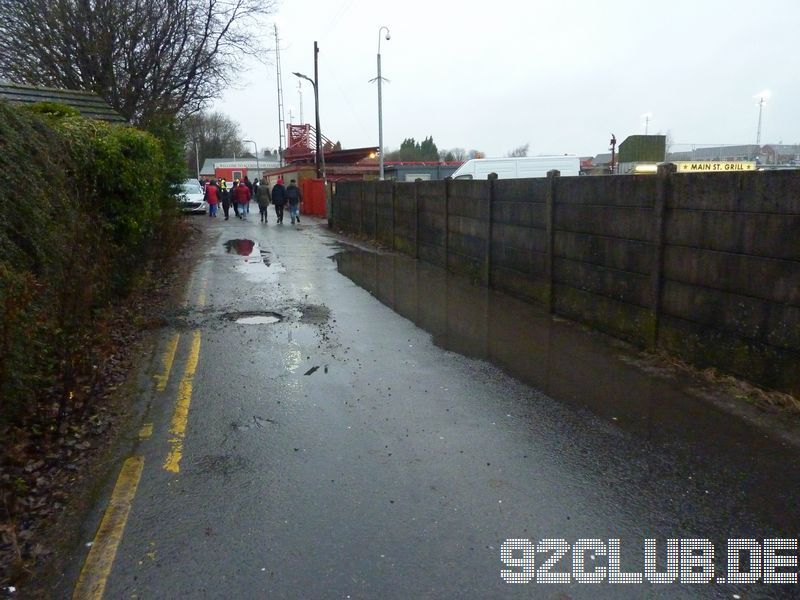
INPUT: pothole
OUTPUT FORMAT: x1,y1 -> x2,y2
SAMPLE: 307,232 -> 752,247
223,311 -> 284,325
238,315 -> 280,324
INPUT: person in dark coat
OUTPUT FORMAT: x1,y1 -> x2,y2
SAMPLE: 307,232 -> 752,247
286,179 -> 302,224
256,177 -> 272,223
271,178 -> 287,224
219,178 -> 231,220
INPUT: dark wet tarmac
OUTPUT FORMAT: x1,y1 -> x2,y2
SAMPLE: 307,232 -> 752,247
62,217 -> 800,599
333,248 -> 800,535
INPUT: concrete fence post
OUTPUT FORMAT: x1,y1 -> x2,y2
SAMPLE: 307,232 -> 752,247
358,183 -> 364,236
444,178 -> 451,271
650,162 -> 676,347
414,181 -> 420,259
373,182 -> 378,241
486,173 -> 498,286
545,169 -> 560,313
391,183 -> 396,250
358,184 -> 366,233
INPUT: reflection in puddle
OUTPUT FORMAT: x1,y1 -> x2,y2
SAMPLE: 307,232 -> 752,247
223,238 -> 286,282
332,248 -> 800,530
224,239 -> 255,256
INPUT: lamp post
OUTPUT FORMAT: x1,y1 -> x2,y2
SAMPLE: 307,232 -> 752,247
193,138 -> 200,180
293,65 -> 325,180
376,26 -> 391,180
243,139 -> 260,180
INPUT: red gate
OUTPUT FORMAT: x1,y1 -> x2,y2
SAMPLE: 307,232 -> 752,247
300,179 -> 327,217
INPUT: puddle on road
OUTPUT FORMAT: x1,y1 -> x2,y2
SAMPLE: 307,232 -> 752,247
332,248 -> 800,528
223,311 -> 283,325
224,239 -> 256,256
237,315 -> 280,325
223,238 -> 285,282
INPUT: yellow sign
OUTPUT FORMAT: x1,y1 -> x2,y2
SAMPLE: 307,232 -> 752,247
673,161 -> 756,173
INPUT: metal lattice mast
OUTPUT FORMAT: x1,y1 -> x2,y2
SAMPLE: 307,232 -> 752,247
298,80 -> 304,125
275,24 -> 286,167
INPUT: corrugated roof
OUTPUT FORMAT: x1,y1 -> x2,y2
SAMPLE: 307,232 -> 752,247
0,81 -> 126,123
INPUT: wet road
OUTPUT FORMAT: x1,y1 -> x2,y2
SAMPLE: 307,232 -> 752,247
65,213 -> 800,599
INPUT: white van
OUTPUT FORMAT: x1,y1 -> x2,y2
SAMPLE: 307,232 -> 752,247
451,156 -> 580,180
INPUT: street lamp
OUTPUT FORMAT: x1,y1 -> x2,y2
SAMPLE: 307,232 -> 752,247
243,139 -> 260,181
376,26 -> 390,180
293,44 -> 326,181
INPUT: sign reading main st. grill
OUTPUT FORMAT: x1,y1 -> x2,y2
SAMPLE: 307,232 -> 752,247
673,161 -> 756,173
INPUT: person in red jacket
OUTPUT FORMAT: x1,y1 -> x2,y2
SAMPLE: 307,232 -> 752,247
232,179 -> 251,219
204,179 -> 221,217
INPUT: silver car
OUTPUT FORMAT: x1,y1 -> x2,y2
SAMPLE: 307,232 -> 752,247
177,180 -> 208,214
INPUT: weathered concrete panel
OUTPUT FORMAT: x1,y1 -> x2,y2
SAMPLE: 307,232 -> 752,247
661,279 -> 800,350
665,209 -> 800,260
553,257 -> 653,308
395,209 -> 415,233
670,171 -> 800,213
449,215 -> 486,240
418,224 -> 444,248
492,223 -> 546,253
491,244 -> 547,276
394,183 -> 416,213
658,314 -> 800,395
554,231 -> 654,275
554,284 -> 654,345
418,194 -> 445,215
664,246 -> 800,307
448,231 -> 486,261
492,201 -> 546,227
555,205 -> 655,242
449,195 -> 489,220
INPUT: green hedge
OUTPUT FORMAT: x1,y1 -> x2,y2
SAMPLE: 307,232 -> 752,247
0,100 -> 183,428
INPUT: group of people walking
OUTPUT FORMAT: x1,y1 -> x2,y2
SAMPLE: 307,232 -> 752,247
202,177 -> 303,224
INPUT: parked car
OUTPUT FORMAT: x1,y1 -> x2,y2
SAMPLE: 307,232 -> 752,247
177,180 -> 207,214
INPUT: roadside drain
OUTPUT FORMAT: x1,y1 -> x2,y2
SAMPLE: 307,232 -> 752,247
222,311 -> 284,325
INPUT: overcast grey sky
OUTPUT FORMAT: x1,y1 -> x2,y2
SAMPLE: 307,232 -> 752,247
213,0 -> 800,159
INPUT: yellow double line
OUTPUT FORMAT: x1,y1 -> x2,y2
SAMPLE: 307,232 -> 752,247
73,281 -> 206,599
163,330 -> 201,473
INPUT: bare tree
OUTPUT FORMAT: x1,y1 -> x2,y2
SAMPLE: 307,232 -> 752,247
184,111 -> 245,173
506,143 -> 529,157
0,0 -> 276,125
449,148 -> 467,162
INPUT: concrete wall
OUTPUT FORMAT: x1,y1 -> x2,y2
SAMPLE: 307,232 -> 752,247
332,169 -> 800,394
